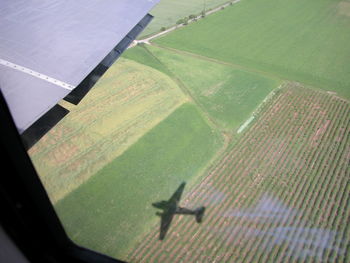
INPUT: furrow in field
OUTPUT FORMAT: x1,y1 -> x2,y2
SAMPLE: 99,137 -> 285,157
127,88 -> 291,261
133,86 -> 300,262
128,86 -> 349,263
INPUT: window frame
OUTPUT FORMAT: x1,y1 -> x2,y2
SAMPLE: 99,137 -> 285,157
0,90 -> 124,263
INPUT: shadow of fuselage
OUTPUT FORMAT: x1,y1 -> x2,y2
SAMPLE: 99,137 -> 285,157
152,182 -> 205,240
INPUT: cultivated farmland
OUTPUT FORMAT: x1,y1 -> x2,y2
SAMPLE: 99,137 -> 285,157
128,84 -> 350,262
29,58 -> 186,203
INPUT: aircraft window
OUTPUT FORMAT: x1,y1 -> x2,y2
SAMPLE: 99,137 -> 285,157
2,0 -> 349,262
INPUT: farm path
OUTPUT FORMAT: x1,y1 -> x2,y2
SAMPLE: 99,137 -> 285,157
129,0 -> 241,48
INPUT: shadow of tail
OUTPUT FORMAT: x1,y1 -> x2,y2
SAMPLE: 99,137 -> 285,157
195,207 -> 205,223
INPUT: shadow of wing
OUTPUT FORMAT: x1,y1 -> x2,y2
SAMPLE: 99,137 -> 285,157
159,212 -> 175,240
169,182 -> 186,203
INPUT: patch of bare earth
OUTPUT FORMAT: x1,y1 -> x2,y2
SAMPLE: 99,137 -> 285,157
311,119 -> 331,147
202,81 -> 224,97
338,1 -> 350,17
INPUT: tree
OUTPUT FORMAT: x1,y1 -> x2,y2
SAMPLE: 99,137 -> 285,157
176,18 -> 184,25
183,17 -> 189,25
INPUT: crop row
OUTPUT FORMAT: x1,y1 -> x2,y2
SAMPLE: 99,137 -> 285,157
128,86 -> 300,262
130,86 -> 304,260
127,89 -> 293,261
128,85 -> 349,263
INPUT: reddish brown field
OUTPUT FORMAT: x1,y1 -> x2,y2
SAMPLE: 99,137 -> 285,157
127,83 -> 350,263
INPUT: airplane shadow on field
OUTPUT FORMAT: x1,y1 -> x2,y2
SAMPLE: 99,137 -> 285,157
152,182 -> 206,240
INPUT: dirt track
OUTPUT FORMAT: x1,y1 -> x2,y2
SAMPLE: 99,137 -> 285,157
128,0 -> 242,48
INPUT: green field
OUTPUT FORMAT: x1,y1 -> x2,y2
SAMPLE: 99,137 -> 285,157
141,0 -> 230,37
29,58 -> 186,203
154,0 -> 350,99
55,103 -> 223,259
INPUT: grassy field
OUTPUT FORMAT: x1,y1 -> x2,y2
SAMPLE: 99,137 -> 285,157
55,103 -> 223,260
128,83 -> 350,263
141,0 -> 230,37
29,58 -> 186,203
145,45 -> 280,130
154,0 -> 350,99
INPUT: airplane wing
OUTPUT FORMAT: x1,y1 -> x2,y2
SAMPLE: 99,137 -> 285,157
0,0 -> 159,149
159,211 -> 175,240
169,182 -> 186,204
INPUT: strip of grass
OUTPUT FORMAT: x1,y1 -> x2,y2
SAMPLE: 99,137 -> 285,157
146,45 -> 280,131
122,45 -> 170,75
154,0 -> 350,100
54,103 -> 223,261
